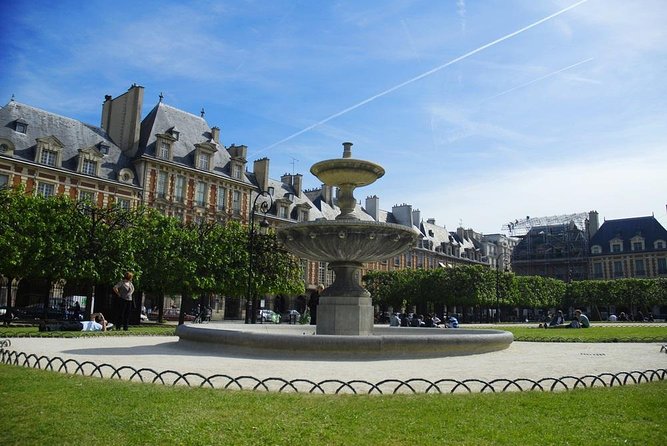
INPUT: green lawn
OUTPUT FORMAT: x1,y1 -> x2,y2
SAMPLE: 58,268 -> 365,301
0,324 -> 177,338
0,364 -> 665,446
493,324 -> 667,342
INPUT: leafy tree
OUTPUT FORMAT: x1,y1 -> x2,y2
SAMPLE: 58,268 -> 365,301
131,209 -> 193,323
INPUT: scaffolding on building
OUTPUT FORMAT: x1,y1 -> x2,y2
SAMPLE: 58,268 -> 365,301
505,212 -> 591,281
502,213 -> 590,237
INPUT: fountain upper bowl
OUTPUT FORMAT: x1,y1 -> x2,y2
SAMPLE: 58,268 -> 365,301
277,220 -> 420,263
310,158 -> 385,187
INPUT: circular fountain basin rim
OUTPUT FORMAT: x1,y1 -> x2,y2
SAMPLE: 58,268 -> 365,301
176,324 -> 514,359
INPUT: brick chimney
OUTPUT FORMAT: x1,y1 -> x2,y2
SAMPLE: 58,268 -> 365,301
101,83 -> 144,156
211,126 -> 220,143
293,173 -> 303,197
365,195 -> 380,221
253,158 -> 270,192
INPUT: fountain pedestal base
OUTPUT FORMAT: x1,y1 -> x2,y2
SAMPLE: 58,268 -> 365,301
317,296 -> 374,336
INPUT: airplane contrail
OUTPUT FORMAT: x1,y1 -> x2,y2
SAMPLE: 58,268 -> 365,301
258,0 -> 588,154
482,57 -> 595,102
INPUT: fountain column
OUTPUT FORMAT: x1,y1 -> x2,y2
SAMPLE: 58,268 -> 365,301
278,142 -> 419,336
317,261 -> 374,335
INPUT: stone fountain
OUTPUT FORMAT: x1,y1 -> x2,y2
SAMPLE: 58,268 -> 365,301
176,143 -> 513,358
277,142 -> 420,335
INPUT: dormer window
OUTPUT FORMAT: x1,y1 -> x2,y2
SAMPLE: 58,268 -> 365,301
631,236 -> 645,251
98,143 -> 110,155
610,237 -> 623,253
591,245 -> 602,254
35,136 -> 64,168
194,141 -> 217,172
158,141 -> 170,159
14,119 -> 28,134
77,146 -> 103,176
232,164 -> 242,179
82,159 -> 97,176
268,186 -> 275,195
41,149 -> 57,166
198,153 -> 210,170
655,240 -> 666,249
168,127 -> 180,141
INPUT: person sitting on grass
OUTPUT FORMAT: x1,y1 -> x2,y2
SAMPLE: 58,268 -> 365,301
80,312 -> 113,331
544,309 -> 589,329
539,310 -> 566,328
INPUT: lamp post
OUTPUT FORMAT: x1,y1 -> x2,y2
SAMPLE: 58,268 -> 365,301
245,190 -> 273,324
495,252 -> 510,323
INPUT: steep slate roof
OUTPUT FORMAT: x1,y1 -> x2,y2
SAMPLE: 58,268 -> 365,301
421,220 -> 451,248
247,174 -> 326,221
590,216 -> 667,254
138,102 -> 247,182
303,188 -> 374,221
0,100 -> 135,184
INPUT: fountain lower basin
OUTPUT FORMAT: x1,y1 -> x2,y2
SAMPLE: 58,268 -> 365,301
176,324 -> 514,359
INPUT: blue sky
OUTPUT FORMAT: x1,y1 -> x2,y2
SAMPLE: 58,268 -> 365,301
1,0 -> 665,234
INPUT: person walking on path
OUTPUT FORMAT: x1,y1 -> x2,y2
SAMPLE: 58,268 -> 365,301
113,272 -> 135,331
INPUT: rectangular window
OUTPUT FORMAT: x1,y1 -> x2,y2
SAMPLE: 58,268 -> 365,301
0,174 -> 8,189
613,260 -> 623,278
658,258 -> 667,274
279,205 -> 288,219
195,181 -> 207,206
159,142 -> 169,159
78,190 -> 94,202
174,175 -> 185,203
634,259 -> 645,276
299,210 -> 308,222
199,154 -> 210,170
15,122 -> 27,134
40,149 -> 57,166
632,242 -> 643,251
611,243 -> 622,253
217,186 -> 226,210
82,159 -> 97,176
232,190 -> 241,214
593,263 -> 603,278
232,164 -> 242,179
117,198 -> 130,210
157,171 -> 168,199
37,182 -> 54,198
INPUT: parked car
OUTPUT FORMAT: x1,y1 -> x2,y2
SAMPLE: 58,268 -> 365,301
148,308 -> 195,322
258,309 -> 281,323
282,309 -> 301,324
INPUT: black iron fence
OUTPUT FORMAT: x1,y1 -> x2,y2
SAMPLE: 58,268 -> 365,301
1,341 -> 664,394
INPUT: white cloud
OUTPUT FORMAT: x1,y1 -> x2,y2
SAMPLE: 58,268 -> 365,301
412,143 -> 667,233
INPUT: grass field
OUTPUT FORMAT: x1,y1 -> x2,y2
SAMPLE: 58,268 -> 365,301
0,364 -> 665,446
497,324 -> 667,342
0,324 -> 666,444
